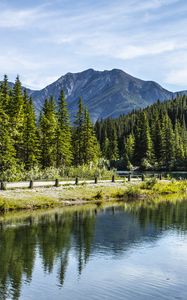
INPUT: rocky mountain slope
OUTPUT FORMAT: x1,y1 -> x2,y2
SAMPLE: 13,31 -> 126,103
8,69 -> 187,121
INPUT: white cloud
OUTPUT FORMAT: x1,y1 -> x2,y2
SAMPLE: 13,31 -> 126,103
166,69 -> 187,87
22,75 -> 59,90
0,0 -> 186,91
115,42 -> 180,60
0,5 -> 56,29
0,53 -> 39,72
132,0 -> 180,12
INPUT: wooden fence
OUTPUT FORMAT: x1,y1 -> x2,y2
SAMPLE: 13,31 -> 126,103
0,173 -> 163,191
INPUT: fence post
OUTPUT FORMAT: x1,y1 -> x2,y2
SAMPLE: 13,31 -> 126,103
1,181 -> 7,190
55,179 -> 59,187
29,180 -> 34,189
142,174 -> 145,181
95,176 -> 98,184
128,173 -> 131,182
75,177 -> 79,185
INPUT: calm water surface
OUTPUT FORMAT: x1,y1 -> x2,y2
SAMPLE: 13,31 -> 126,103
0,200 -> 187,300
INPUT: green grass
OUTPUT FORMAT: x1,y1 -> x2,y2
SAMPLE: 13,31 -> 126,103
1,179 -> 187,213
139,178 -> 187,195
0,196 -> 60,212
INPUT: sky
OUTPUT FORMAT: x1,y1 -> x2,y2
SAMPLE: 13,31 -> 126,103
0,0 -> 187,91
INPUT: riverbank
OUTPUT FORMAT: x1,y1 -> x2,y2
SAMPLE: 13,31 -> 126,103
0,179 -> 187,212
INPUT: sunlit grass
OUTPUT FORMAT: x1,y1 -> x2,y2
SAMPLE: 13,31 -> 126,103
0,179 -> 187,213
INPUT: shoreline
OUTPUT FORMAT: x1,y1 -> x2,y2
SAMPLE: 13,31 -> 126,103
0,182 -> 126,213
0,179 -> 187,213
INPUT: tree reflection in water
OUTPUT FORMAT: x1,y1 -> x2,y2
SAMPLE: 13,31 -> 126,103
0,199 -> 187,299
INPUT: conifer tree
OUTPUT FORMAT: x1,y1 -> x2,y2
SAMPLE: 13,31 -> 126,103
0,75 -> 10,112
9,76 -> 25,162
102,137 -> 110,159
174,121 -> 184,162
72,97 -> 85,165
161,114 -> 175,169
0,92 -> 16,172
22,91 -> 40,169
134,112 -> 153,167
108,127 -> 119,161
56,90 -> 72,167
82,108 -> 100,164
125,133 -> 135,163
39,97 -> 58,168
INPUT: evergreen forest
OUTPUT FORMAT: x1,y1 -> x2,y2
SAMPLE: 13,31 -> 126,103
95,95 -> 187,170
0,75 -> 100,180
1,75 -> 187,181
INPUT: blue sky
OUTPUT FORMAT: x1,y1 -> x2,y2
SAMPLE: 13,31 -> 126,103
0,0 -> 187,91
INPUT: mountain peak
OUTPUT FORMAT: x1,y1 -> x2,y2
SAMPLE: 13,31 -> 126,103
29,69 -> 185,121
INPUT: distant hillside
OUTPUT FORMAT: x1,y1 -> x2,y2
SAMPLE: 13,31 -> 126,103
30,69 -> 175,121
5,69 -> 187,121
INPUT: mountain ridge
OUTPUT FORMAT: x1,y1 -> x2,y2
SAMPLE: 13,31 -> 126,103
6,69 -> 187,121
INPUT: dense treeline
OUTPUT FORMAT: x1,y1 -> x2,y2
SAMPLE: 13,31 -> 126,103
0,75 -> 100,178
1,75 -> 187,178
95,96 -> 187,170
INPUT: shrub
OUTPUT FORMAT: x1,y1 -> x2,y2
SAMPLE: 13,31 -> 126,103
141,177 -> 157,190
125,185 -> 142,198
140,158 -> 153,170
94,190 -> 103,200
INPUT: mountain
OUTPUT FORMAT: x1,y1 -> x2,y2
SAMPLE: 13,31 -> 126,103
30,69 -> 176,121
4,81 -> 34,96
4,69 -> 186,121
174,90 -> 187,97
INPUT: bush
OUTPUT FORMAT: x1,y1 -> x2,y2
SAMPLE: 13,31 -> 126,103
1,165 -> 25,182
140,158 -> 153,170
153,181 -> 187,194
94,190 -> 103,200
64,164 -> 115,179
141,178 -> 157,190
0,161 -> 116,182
126,185 -> 142,198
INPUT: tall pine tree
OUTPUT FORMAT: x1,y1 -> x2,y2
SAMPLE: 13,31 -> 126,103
9,76 -> 25,163
0,91 -> 16,173
72,97 -> 85,166
22,91 -> 40,169
39,97 -> 58,168
82,108 -> 100,164
56,90 -> 72,167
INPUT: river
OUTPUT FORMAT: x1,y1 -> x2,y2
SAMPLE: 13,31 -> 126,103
0,199 -> 187,299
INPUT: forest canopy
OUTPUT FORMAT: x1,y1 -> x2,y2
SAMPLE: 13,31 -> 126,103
95,95 -> 187,170
1,75 -> 187,182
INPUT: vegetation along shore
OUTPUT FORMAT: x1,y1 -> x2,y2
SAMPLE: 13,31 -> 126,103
0,178 -> 187,213
1,76 -> 187,214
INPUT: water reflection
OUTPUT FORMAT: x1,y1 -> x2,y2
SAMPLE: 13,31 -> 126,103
0,199 -> 187,299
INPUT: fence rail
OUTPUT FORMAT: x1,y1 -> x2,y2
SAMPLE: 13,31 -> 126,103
0,173 -> 165,191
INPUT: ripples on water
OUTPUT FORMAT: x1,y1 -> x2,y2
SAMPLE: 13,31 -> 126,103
0,200 -> 187,300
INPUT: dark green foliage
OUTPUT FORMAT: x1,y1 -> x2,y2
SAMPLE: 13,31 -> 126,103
39,97 -> 58,168
82,109 -> 100,164
1,74 -> 187,175
0,75 -> 11,112
0,93 -> 16,172
0,76 -> 100,175
95,96 -> 187,170
56,90 -> 72,166
72,98 -> 100,165
9,76 -> 25,163
72,97 -> 85,166
22,91 -> 40,170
